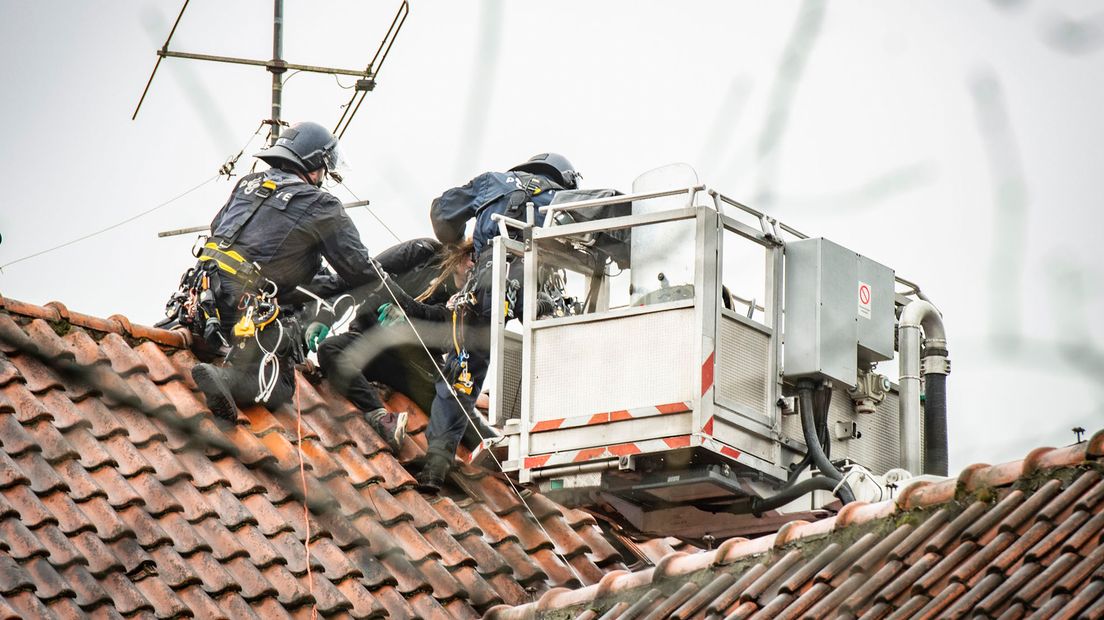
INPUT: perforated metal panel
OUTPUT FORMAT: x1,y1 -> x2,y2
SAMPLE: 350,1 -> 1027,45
530,308 -> 695,422
780,387 -> 921,475
500,332 -> 523,421
716,315 -> 770,416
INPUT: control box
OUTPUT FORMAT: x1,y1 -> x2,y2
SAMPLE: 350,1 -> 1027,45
783,238 -> 894,385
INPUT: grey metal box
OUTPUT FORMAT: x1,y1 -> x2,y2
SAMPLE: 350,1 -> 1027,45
784,238 -> 858,385
856,255 -> 895,364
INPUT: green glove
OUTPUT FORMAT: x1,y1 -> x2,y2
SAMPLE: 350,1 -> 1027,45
305,321 -> 330,352
376,302 -> 406,327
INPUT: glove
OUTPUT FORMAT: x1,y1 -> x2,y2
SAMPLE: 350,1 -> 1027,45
376,303 -> 406,327
304,321 -> 330,352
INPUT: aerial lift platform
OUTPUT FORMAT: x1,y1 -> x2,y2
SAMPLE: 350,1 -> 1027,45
477,164 -> 949,540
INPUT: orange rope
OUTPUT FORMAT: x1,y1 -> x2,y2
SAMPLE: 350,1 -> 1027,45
295,379 -> 317,620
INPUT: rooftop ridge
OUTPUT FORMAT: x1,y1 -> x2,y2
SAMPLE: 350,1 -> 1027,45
0,294 -> 189,349
487,431 -> 1104,619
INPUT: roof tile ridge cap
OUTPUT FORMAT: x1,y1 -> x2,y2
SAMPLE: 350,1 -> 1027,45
1,295 -> 61,321
523,568 -> 636,615
1089,429 -> 1104,458
105,312 -> 190,349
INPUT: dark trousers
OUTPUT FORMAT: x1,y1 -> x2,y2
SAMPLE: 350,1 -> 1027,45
426,340 -> 490,456
223,331 -> 297,410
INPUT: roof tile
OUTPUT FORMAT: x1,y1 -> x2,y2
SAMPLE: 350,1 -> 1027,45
223,555 -> 278,601
7,353 -> 63,395
131,571 -> 192,618
4,482 -> 60,528
99,571 -> 155,615
68,531 -> 124,577
175,584 -> 228,620
182,550 -> 240,597
132,342 -> 182,385
15,451 -> 68,494
331,577 -> 386,619
34,523 -> 85,569
0,411 -> 40,458
39,390 -> 89,432
0,518 -> 49,561
156,511 -> 212,556
147,545 -> 202,589
108,536 -> 156,578
88,465 -> 144,509
63,427 -> 115,470
98,334 -> 149,377
115,505 -> 172,549
3,590 -> 53,619
240,493 -> 295,537
22,419 -> 79,464
260,563 -> 315,607
60,563 -> 112,609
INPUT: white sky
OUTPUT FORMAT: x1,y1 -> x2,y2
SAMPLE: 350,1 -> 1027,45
1,1 -> 1101,471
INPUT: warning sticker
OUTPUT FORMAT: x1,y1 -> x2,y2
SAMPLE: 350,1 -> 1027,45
857,281 -> 872,319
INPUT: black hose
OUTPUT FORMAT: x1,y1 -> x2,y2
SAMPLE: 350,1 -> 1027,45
923,371 -> 948,476
749,475 -> 843,514
798,381 -> 855,505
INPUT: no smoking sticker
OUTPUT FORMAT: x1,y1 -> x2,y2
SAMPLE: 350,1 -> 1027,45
857,281 -> 872,319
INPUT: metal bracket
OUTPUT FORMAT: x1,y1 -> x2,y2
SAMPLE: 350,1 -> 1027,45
920,355 -> 951,376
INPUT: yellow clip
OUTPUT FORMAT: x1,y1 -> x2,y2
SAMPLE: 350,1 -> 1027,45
233,314 -> 256,338
532,187 -> 542,195
262,180 -> 277,191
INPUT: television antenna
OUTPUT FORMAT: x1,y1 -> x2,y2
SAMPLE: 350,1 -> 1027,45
132,0 -> 409,144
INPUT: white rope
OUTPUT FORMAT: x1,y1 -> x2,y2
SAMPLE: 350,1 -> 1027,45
255,319 -> 285,403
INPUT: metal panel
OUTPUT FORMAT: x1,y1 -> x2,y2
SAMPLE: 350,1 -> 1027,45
857,255 -> 895,363
780,387 -> 920,475
499,332 -> 523,421
530,308 -> 695,423
783,238 -> 858,385
716,314 -> 771,417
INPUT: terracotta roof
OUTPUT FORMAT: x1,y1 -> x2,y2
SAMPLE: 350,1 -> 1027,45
0,295 -> 633,619
488,432 -> 1104,620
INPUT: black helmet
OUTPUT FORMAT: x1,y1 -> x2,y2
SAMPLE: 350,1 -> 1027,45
509,153 -> 580,189
255,121 -> 345,174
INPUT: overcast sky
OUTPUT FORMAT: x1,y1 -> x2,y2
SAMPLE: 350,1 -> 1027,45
1,1 -> 1101,471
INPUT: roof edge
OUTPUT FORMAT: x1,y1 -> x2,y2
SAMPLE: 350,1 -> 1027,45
487,431 -> 1104,619
0,293 -> 190,349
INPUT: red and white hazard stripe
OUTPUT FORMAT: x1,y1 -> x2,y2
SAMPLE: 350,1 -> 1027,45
529,401 -> 692,433
523,434 -> 693,470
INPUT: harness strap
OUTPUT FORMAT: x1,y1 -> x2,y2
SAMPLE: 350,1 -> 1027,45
218,178 -> 278,248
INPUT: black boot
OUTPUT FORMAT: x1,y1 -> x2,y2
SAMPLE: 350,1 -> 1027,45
416,449 -> 454,494
192,363 -> 238,421
366,407 -> 408,454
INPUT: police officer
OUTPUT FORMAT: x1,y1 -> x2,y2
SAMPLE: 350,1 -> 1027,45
188,121 -> 408,452
417,153 -> 579,491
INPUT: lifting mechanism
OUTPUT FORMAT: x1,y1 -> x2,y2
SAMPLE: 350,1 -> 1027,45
480,164 -> 950,541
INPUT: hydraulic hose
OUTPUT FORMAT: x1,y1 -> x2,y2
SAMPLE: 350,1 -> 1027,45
798,381 -> 855,505
749,475 -> 843,514
923,367 -> 948,476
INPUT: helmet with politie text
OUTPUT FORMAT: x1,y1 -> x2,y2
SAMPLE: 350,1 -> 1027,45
255,121 -> 347,176
509,152 -> 580,189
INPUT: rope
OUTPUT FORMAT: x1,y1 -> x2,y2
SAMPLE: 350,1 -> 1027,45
363,259 -> 586,584
294,381 -> 318,620
255,319 -> 285,403
0,174 -> 219,272
312,178 -> 584,582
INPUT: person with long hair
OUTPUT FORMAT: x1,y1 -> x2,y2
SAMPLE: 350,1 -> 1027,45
315,237 -> 494,452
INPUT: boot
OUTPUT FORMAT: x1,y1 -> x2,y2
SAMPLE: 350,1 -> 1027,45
461,409 -> 504,451
192,363 -> 238,421
416,449 -> 454,494
367,407 -> 408,454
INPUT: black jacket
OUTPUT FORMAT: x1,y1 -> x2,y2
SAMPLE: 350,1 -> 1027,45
208,168 -> 383,329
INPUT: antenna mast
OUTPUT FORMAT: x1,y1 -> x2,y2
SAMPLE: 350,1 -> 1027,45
269,0 -> 284,145
132,0 -> 409,143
